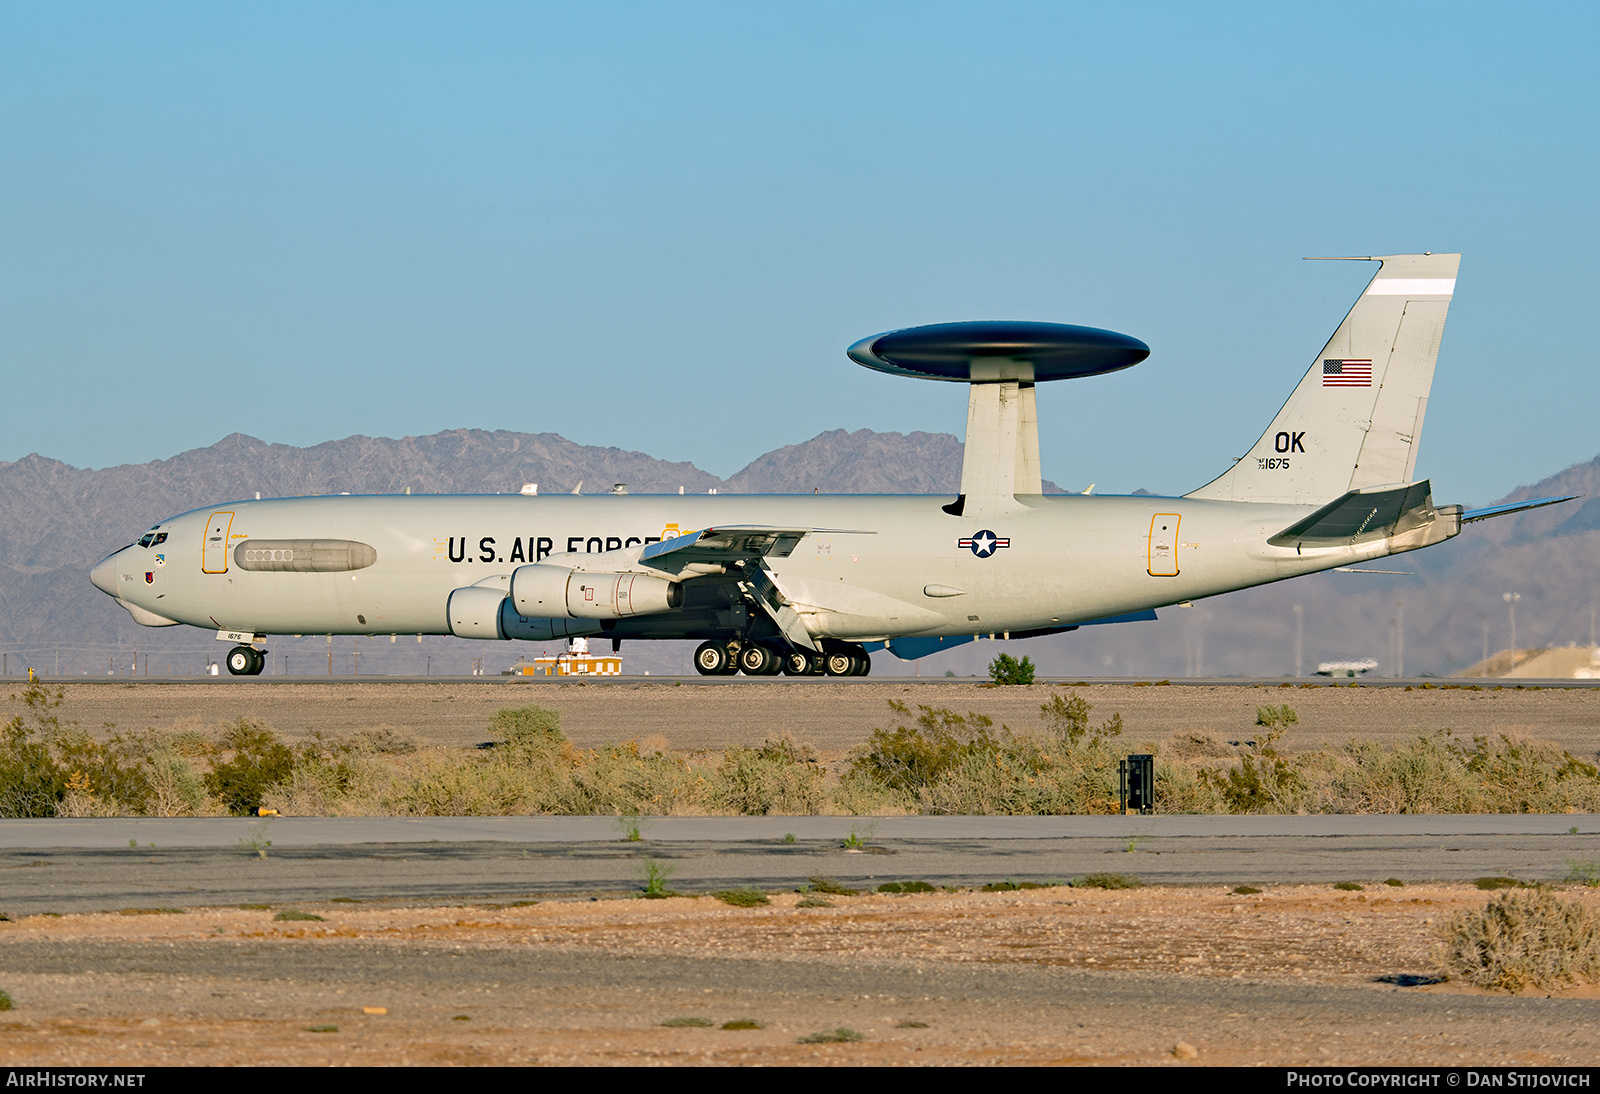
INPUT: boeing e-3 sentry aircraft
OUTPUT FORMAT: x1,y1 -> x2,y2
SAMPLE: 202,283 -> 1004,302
90,253 -> 1572,677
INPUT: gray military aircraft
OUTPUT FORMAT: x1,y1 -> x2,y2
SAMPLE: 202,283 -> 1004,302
90,253 -> 1571,676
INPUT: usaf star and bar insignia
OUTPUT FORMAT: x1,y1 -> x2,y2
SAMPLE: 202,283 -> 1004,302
958,530 -> 1010,558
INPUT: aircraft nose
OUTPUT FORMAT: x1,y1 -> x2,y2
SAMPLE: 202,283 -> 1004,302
90,551 -> 122,596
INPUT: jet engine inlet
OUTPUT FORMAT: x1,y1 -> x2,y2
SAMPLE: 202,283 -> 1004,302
510,564 -> 682,620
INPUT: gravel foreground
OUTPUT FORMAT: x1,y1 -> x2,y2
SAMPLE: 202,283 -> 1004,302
3,883 -> 1599,1066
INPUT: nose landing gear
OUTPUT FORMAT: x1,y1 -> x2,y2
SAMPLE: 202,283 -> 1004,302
225,645 -> 267,676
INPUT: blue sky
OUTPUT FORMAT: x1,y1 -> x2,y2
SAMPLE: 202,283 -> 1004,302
2,1 -> 1595,505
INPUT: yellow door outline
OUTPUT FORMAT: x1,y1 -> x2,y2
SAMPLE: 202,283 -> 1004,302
1148,513 -> 1180,577
203,511 -> 234,573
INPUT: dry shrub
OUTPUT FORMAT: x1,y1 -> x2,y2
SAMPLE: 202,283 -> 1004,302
850,695 -> 1124,815
921,745 -> 1050,815
204,721 -> 294,815
1309,735 -> 1482,814
542,740 -> 711,815
348,726 -> 419,755
144,745 -> 217,816
1437,889 -> 1600,992
263,751 -> 396,816
1297,732 -> 1600,815
0,683 -> 226,817
824,771 -> 911,816
635,734 -> 670,758
384,705 -> 716,817
16,690 -> 1600,820
55,771 -> 118,817
714,737 -> 827,815
389,751 -> 543,816
1165,730 -> 1234,760
1467,733 -> 1600,813
1153,757 -> 1222,813
850,702 -> 1003,797
1196,725 -> 1303,814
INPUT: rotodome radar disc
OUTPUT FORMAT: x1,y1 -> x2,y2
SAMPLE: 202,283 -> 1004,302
847,320 -> 1149,382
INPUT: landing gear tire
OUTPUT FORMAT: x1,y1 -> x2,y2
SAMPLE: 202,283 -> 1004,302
738,643 -> 783,676
226,645 -> 265,676
825,646 -> 864,671
693,641 -> 732,676
824,645 -> 871,677
782,650 -> 824,676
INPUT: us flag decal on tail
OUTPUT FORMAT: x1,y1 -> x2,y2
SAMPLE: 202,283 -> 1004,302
1323,359 -> 1373,387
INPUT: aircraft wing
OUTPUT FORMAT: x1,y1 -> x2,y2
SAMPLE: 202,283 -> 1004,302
637,526 -> 871,652
638,526 -> 870,573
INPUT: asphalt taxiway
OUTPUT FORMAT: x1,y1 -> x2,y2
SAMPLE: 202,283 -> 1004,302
3,816 -> 1595,915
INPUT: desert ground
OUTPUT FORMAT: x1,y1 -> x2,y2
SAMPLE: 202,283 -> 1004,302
3,882 -> 1600,1067
6,678 -> 1600,1067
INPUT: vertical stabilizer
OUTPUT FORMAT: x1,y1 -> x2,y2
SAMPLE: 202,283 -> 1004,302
1186,253 -> 1459,504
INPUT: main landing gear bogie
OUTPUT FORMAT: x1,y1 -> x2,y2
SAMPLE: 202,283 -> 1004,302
693,640 -> 869,677
225,645 -> 267,676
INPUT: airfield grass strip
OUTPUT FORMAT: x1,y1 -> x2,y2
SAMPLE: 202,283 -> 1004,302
5,680 -> 1600,818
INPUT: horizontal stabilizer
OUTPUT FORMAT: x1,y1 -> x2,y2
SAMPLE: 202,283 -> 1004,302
1461,495 -> 1579,523
1268,481 -> 1442,548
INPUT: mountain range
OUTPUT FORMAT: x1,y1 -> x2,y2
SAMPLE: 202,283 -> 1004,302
1,427 -> 1595,679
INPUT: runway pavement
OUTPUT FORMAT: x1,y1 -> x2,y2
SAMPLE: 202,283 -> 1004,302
27,674 -> 1600,687
4,815 -> 1596,915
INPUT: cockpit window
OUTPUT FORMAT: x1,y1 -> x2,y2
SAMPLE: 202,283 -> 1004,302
153,532 -> 167,545
138,534 -> 156,548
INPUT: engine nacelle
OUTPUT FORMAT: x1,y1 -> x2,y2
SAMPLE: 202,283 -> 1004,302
510,564 -> 682,620
499,600 -> 603,641
509,564 -> 577,618
447,585 -> 605,641
447,585 -> 510,640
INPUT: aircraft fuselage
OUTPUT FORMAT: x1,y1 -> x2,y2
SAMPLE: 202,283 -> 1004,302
93,491 -> 1405,643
